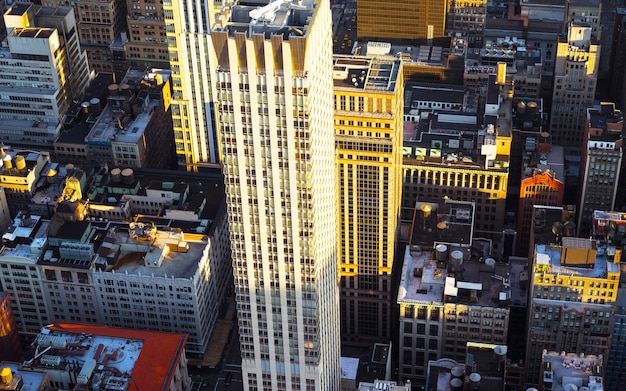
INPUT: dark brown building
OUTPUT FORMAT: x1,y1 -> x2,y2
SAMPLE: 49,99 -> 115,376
0,291 -> 23,362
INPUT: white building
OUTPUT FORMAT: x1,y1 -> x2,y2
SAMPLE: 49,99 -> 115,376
0,213 -> 51,335
91,223 -> 228,355
39,211 -> 231,356
0,4 -> 90,152
210,0 -> 341,389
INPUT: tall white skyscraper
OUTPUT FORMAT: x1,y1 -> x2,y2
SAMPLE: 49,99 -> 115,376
164,0 -> 221,170
209,0 -> 340,389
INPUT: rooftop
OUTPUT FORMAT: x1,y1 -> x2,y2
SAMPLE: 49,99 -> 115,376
6,3 -> 31,15
426,344 -> 507,391
357,36 -> 465,65
85,70 -> 171,147
426,358 -> 466,391
28,323 -> 187,391
410,200 -> 475,247
10,27 -> 54,39
358,380 -> 410,391
407,84 -> 465,107
513,98 -> 544,133
403,112 -> 510,171
398,245 -> 511,308
542,351 -> 603,391
0,362 -> 47,391
521,144 -> 565,184
509,256 -> 529,307
0,213 -> 48,261
213,0 -> 316,40
534,242 -> 618,279
0,150 -> 48,178
87,166 -> 225,226
35,6 -> 73,18
465,36 -> 542,74
333,55 -> 400,92
97,222 -> 208,279
586,103 -> 624,144
341,357 -> 359,381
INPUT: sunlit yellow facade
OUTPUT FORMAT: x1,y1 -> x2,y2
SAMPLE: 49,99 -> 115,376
357,0 -> 448,41
164,0 -> 221,170
333,56 -> 403,343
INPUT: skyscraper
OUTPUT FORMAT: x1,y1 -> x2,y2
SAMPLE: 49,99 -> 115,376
333,54 -> 403,343
549,23 -> 599,153
164,0 -> 220,170
210,0 -> 341,389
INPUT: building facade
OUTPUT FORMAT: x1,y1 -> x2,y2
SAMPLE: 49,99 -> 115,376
73,0 -> 127,74
124,0 -> 170,71
333,55 -> 403,344
210,0 -> 341,389
606,288 -> 626,391
609,9 -> 626,113
33,5 -> 91,100
525,206 -> 620,388
549,23 -> 599,153
578,103 -> 623,237
447,0 -> 487,48
0,4 -> 90,153
516,144 -> 565,258
163,0 -> 220,170
402,76 -> 512,254
0,213 -> 51,336
0,291 -> 22,362
397,200 -> 510,383
357,0 -> 447,41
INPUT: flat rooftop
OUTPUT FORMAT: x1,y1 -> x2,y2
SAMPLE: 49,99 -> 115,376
403,113 -> 510,172
542,351 -> 603,391
100,224 -> 208,279
358,380 -> 409,391
358,37 -> 463,65
87,167 -> 225,225
32,323 -> 187,391
410,201 -> 475,247
86,70 -> 170,146
333,55 -> 400,92
426,359 -> 465,391
509,256 -> 529,307
408,84 -> 465,106
0,362 -> 47,390
35,6 -> 73,18
341,357 -> 359,381
0,215 -> 48,261
6,3 -> 31,15
398,245 -> 511,308
534,243 -> 618,279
